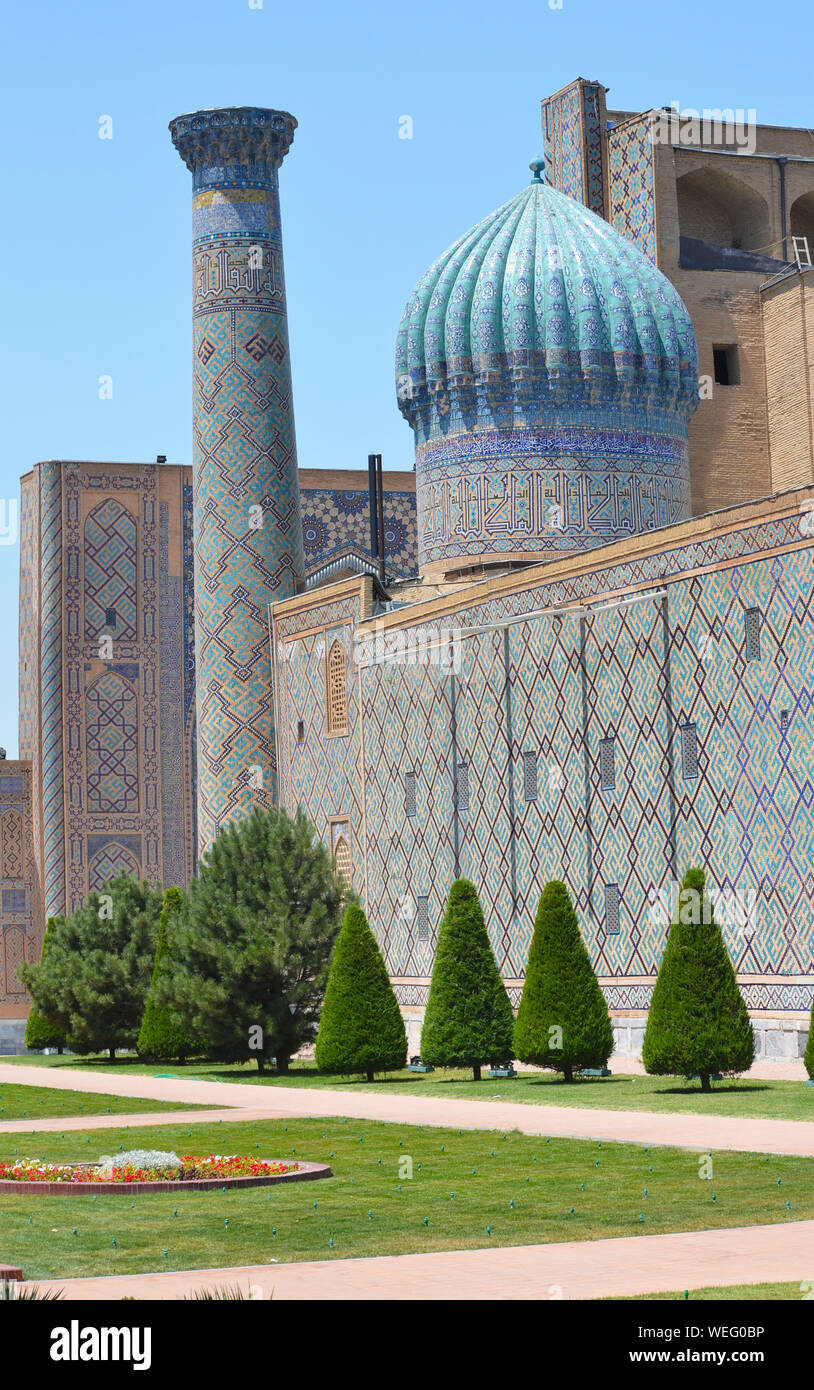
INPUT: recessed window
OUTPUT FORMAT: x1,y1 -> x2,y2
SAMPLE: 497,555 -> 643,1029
680,722 -> 699,781
405,770 -> 417,819
713,344 -> 740,386
599,736 -> 616,791
104,608 -> 117,628
522,751 -> 538,802
605,883 -> 620,935
325,637 -> 349,736
780,708 -> 790,733
745,607 -> 761,662
456,760 -> 469,816
296,720 -> 305,744
2,888 -> 26,914
416,895 -> 429,941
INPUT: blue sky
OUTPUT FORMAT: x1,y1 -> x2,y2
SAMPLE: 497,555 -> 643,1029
1,0 -> 811,750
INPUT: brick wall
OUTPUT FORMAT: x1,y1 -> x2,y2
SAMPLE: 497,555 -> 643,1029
762,269 -> 814,491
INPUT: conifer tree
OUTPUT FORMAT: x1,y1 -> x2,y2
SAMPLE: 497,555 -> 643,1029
19,875 -> 162,1058
24,917 -> 67,1053
643,865 -> 754,1092
137,887 -> 195,1062
160,806 -> 342,1073
514,880 -> 613,1082
420,879 -> 514,1081
315,902 -> 406,1081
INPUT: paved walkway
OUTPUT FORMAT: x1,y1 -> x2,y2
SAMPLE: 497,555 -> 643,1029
26,1220 -> 814,1301
1,1064 -> 813,1155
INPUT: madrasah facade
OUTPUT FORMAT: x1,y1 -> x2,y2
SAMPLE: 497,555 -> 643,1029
3,77 -> 814,1063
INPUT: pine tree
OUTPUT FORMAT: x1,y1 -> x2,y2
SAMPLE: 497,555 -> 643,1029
315,902 -> 406,1081
159,806 -> 343,1073
19,875 -> 162,1059
805,990 -> 814,1081
137,887 -> 195,1062
24,917 -> 67,1053
420,879 -> 514,1081
642,865 -> 754,1092
514,880 -> 613,1082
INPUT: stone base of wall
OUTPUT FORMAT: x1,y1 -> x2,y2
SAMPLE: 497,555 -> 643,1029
611,1015 -> 810,1062
0,1019 -> 27,1055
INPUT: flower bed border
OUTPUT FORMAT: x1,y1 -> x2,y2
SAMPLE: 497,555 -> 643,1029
0,1160 -> 331,1195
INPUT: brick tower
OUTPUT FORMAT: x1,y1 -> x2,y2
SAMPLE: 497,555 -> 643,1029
169,107 -> 304,852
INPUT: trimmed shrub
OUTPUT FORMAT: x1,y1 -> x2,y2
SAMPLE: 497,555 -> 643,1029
643,865 -> 754,1092
137,887 -> 195,1063
420,879 -> 514,1081
514,880 -> 613,1082
315,902 -> 406,1081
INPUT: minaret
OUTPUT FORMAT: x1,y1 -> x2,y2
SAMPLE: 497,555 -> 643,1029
169,107 -> 304,853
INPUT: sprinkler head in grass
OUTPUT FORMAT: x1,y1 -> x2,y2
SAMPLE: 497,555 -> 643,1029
330,1152 -> 334,1158
28,1216 -> 32,1224
313,1200 -> 318,1209
112,1238 -> 117,1248
272,1227 -> 277,1237
643,1188 -> 648,1197
224,1219 -> 229,1229
490,1150 -> 495,1158
450,1193 -> 455,1201
472,1169 -> 476,1176
486,1225 -> 491,1236
417,1163 -> 421,1171
648,1165 -> 653,1173
569,1206 -> 575,1215
173,1209 -> 178,1217
441,1145 -> 445,1152
580,1182 -> 585,1191
595,1159 -> 600,1167
368,1210 -> 373,1220
778,1177 -> 782,1186
712,1194 -> 717,1202
786,1200 -> 791,1210
525,1176 -> 529,1183
329,1237 -> 334,1249
72,1228 -> 77,1236
350,1177 -> 355,1184
398,1185 -> 402,1192
377,1158 -> 382,1165
509,1199 -> 514,1209
638,1214 -> 644,1222
163,1251 -> 168,1260
423,1216 -> 429,1227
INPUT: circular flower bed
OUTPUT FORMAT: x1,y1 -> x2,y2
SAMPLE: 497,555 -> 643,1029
0,1149 -> 331,1195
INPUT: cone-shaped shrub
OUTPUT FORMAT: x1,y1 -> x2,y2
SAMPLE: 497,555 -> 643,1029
24,918 -> 66,1053
137,887 -> 195,1063
514,880 -> 613,1082
420,879 -> 514,1081
643,865 -> 754,1092
315,902 -> 407,1081
805,991 -> 814,1081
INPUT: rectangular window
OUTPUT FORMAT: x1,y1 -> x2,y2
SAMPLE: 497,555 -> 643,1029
680,722 -> 699,781
456,760 -> 469,815
2,889 -> 26,914
745,607 -> 761,662
713,344 -> 740,386
605,883 -> 620,935
599,736 -> 616,791
522,751 -> 538,802
405,770 -> 417,818
780,708 -> 790,733
296,720 -> 305,744
416,895 -> 429,941
105,608 -> 117,628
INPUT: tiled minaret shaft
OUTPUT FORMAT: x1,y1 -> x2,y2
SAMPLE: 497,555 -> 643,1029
170,108 -> 304,852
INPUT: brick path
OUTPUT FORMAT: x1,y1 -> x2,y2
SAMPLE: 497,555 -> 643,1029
1,1064 -> 813,1155
26,1220 -> 814,1301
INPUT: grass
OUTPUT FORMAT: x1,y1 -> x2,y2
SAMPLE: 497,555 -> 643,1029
1,1115 -> 813,1280
5,1053 -> 814,1122
614,1281 -> 811,1301
0,1083 -> 207,1121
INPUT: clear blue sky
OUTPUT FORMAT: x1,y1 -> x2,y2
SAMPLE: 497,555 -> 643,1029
1,0 -> 811,751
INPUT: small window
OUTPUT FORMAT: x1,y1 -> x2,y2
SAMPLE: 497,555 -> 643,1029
605,883 -> 620,935
680,722 -> 699,781
599,736 -> 616,791
780,708 -> 790,733
405,770 -> 417,818
325,637 -> 349,736
456,760 -> 469,815
334,834 -> 352,885
522,751 -> 538,802
296,720 -> 305,744
713,344 -> 740,386
2,888 -> 26,914
104,608 -> 117,628
416,895 -> 429,941
745,607 -> 761,662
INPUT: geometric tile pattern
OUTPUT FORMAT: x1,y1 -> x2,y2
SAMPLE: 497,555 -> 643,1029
300,486 -> 417,584
0,763 -> 38,1005
608,116 -> 657,264
85,671 -> 139,814
87,839 -> 141,892
541,78 -> 607,216
170,107 -> 304,850
39,461 -> 65,922
274,501 -> 814,1015
84,499 -> 137,640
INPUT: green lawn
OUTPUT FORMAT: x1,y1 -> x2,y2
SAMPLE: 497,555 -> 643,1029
615,1281 -> 810,1301
0,1083 -> 207,1121
5,1053 -> 814,1122
1,1116 -> 812,1280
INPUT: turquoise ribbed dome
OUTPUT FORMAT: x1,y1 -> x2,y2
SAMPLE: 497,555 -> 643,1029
395,160 -> 698,579
396,164 -> 697,405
